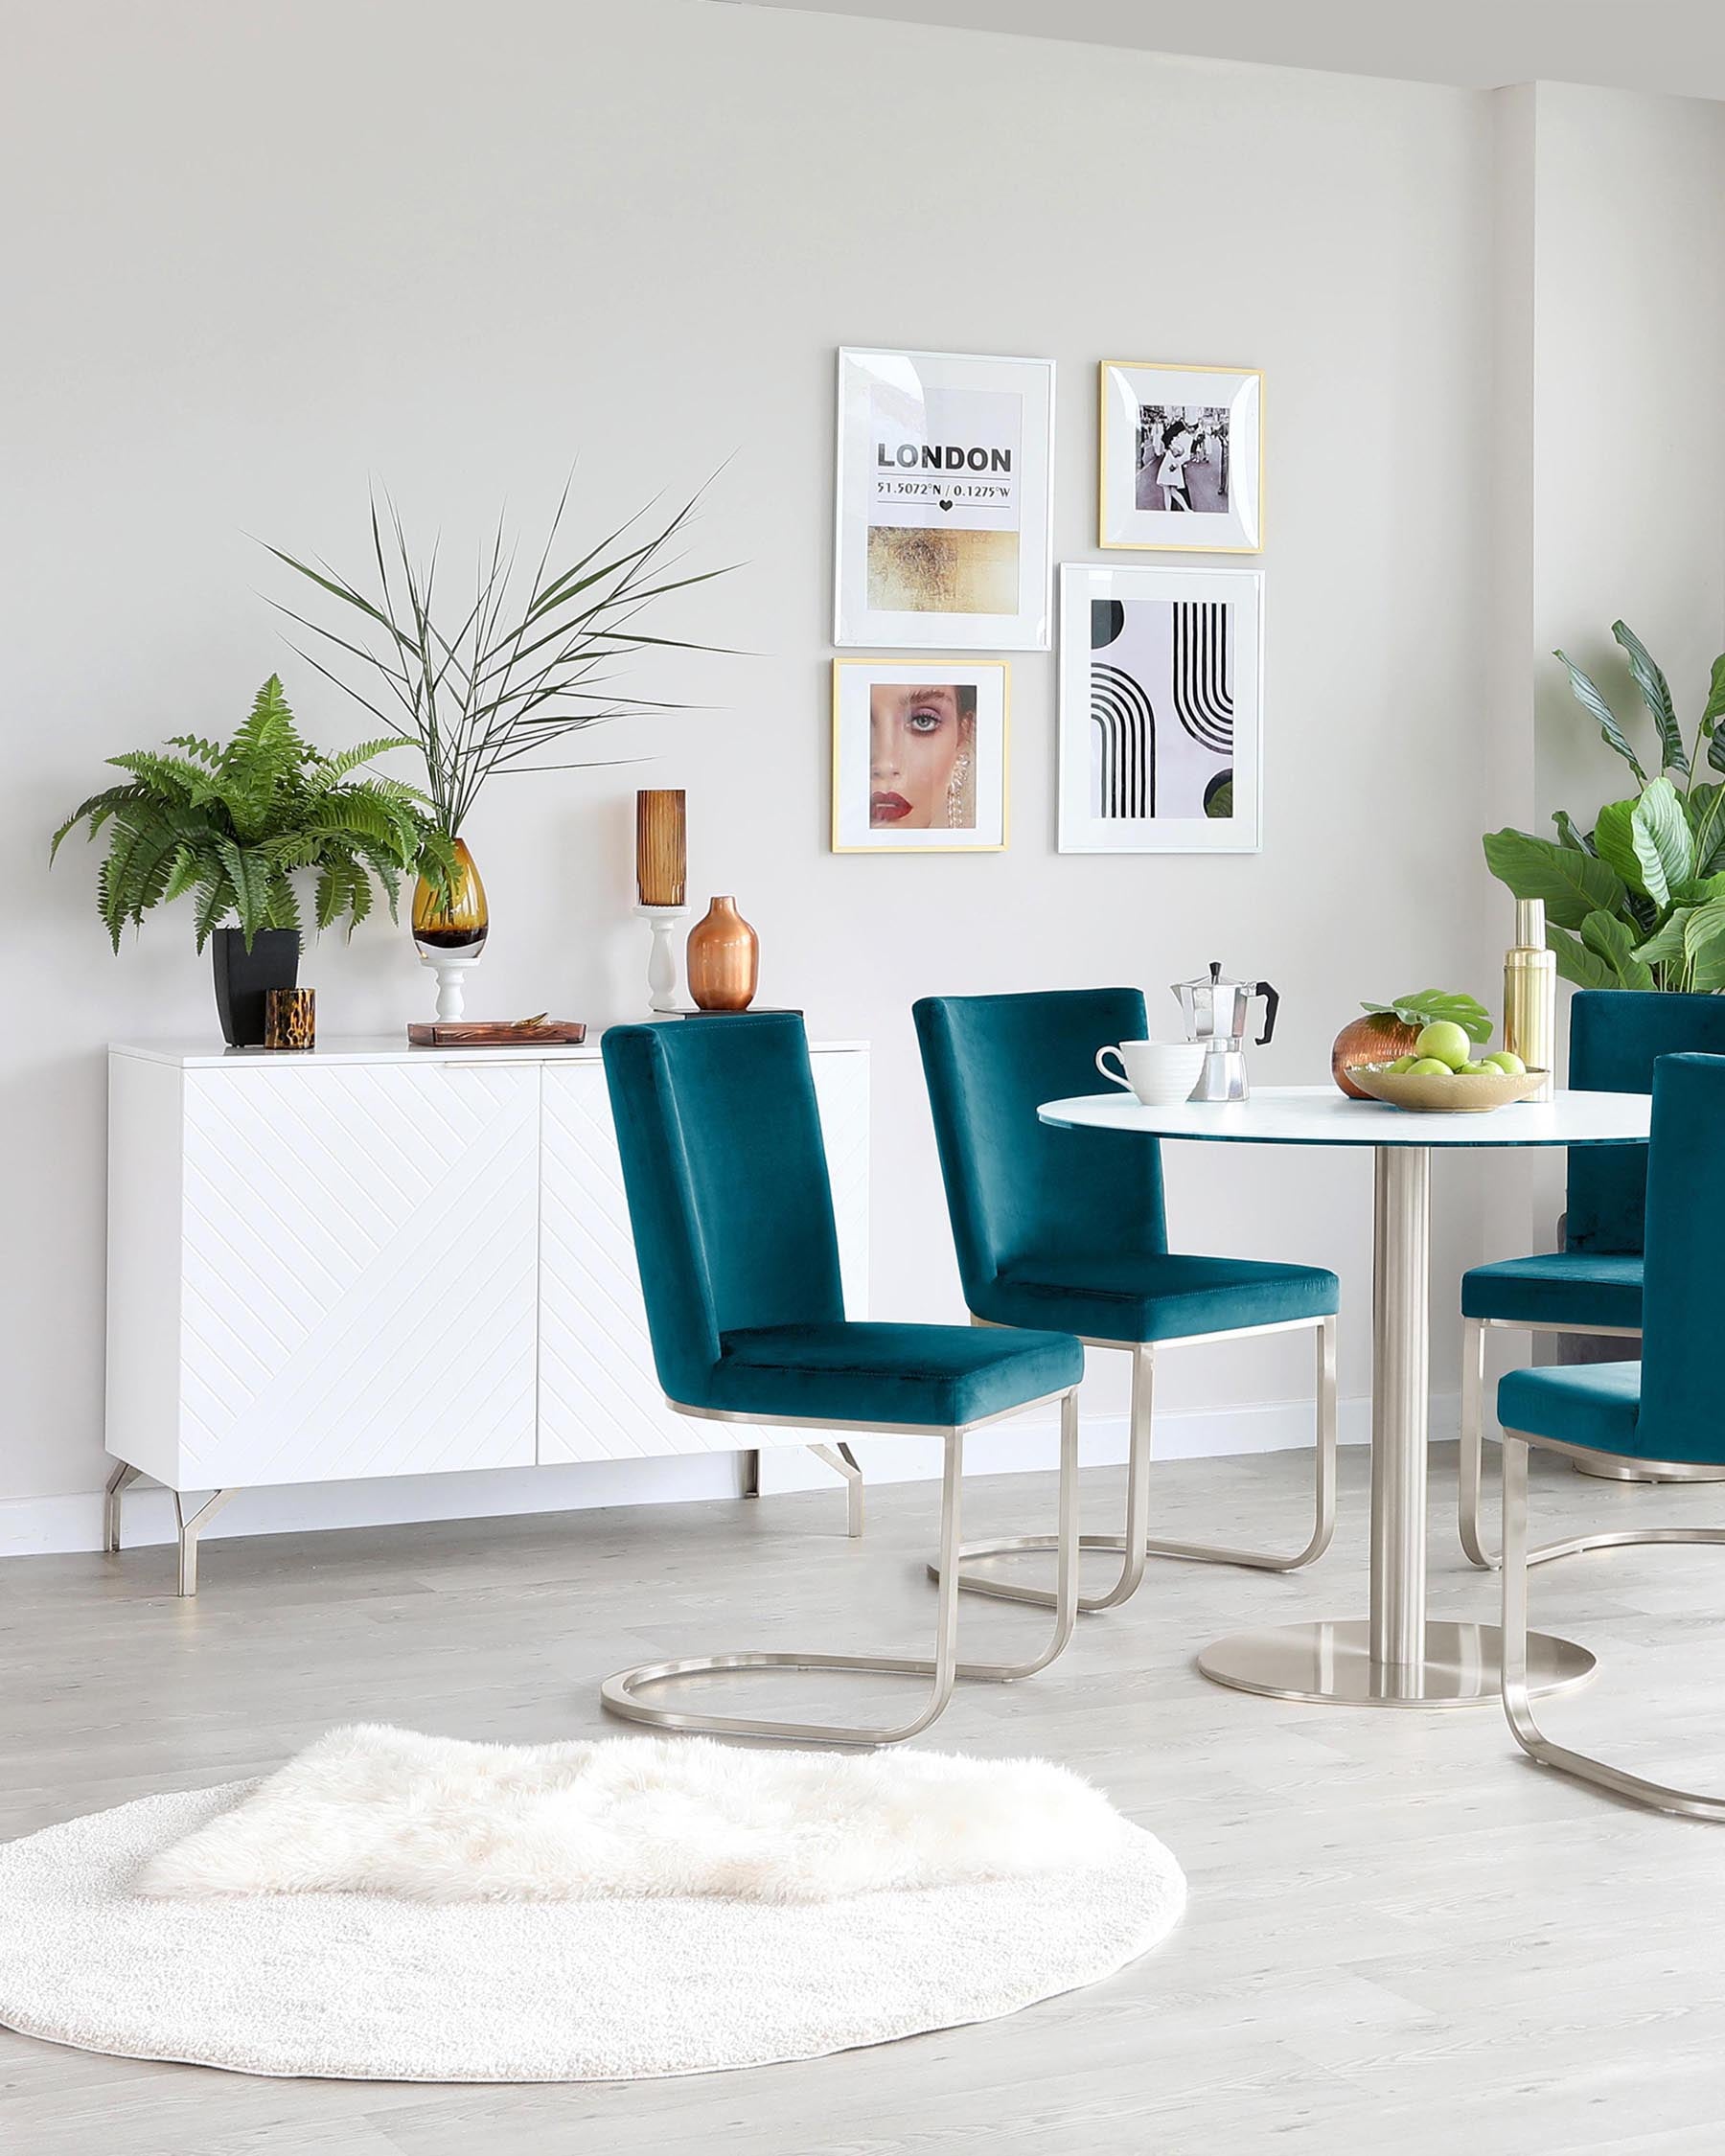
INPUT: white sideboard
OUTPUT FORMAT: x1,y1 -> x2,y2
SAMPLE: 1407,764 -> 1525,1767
104,1035 -> 870,1589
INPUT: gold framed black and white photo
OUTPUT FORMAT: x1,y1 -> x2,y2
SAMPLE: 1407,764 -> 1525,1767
831,658 -> 1009,853
834,349 -> 1054,650
1058,562 -> 1261,855
1098,361 -> 1262,553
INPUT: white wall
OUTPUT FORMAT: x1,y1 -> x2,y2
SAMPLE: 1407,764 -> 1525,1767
1528,83 -> 1725,824
1482,81 -> 1725,1272
2,0 -> 1513,1549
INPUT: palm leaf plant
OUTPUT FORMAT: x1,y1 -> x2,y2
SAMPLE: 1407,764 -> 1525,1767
52,675 -> 455,951
263,478 -> 732,839
1484,625 -> 1725,992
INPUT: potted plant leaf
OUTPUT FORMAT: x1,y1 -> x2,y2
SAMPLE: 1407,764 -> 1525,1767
53,676 -> 455,1044
1484,624 -> 1725,992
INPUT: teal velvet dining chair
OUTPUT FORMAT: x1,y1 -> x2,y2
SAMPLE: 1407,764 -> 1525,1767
1459,989 -> 1725,1570
599,1013 -> 1087,1746
913,988 -> 1338,1615
1498,1051 -> 1725,1819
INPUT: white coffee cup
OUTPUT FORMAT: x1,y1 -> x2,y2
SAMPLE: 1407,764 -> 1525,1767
1095,1039 -> 1208,1107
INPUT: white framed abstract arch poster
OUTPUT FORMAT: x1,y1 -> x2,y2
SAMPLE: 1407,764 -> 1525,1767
834,347 -> 1055,651
1057,562 -> 1263,854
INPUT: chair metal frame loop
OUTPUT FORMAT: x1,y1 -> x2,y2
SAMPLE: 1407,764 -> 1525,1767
927,1313 -> 1337,1614
1501,1428 -> 1725,1820
601,1385 -> 1081,1746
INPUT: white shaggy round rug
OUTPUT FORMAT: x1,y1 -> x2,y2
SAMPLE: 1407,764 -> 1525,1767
0,1778 -> 1185,2082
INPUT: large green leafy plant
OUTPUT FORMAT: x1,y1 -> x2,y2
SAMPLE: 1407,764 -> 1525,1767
53,677 -> 455,950
1484,624 -> 1725,992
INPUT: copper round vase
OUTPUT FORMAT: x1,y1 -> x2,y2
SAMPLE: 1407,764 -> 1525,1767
1330,1013 -> 1422,1098
686,896 -> 758,1012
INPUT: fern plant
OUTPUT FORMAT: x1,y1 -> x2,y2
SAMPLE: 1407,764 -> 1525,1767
52,676 -> 456,951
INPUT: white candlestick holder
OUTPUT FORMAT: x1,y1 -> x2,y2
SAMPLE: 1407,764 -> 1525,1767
420,945 -> 481,1021
638,905 -> 693,1016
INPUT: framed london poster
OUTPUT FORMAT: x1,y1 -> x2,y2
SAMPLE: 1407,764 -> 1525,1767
1098,361 -> 1262,552
831,657 -> 1008,853
1057,562 -> 1262,854
834,348 -> 1054,650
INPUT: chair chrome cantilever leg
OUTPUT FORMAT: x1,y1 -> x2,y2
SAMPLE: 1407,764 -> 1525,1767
1460,1317 -> 1675,1571
1502,1430 -> 1725,1820
932,1314 -> 1338,1614
601,1388 -> 1080,1747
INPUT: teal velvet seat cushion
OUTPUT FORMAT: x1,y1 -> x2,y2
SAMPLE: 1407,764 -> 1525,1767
1496,1362 -> 1643,1456
972,1252 -> 1338,1344
1460,1253 -> 1643,1331
703,1321 -> 1084,1429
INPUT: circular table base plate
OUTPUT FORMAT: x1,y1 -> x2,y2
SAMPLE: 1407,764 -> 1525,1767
1197,1619 -> 1595,1708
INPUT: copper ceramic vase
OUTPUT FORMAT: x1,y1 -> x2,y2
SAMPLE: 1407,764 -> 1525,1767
686,896 -> 758,1011
1330,1013 -> 1422,1098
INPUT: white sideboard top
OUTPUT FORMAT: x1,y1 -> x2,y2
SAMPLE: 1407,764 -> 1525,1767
110,1033 -> 867,1069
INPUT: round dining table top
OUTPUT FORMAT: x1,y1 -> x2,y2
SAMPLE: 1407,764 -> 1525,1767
1037,1083 -> 1652,1150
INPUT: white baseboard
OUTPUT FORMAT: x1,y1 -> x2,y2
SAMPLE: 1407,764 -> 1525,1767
0,1393 -> 1451,1560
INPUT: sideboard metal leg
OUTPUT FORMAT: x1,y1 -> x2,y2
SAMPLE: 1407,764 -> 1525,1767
807,1442 -> 865,1537
173,1488 -> 238,1597
103,1461 -> 142,1554
740,1449 -> 761,1500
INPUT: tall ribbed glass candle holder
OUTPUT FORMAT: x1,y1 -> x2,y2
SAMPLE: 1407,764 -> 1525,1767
636,790 -> 687,908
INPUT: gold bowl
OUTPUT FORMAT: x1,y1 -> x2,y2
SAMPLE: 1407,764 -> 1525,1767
1350,1065 -> 1548,1115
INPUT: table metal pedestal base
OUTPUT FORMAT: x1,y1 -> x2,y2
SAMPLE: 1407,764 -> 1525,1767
1197,1618 -> 1595,1708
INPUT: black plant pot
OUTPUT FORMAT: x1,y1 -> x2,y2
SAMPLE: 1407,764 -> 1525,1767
212,929 -> 301,1047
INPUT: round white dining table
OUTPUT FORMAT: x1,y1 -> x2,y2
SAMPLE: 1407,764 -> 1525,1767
1037,1084 -> 1652,1708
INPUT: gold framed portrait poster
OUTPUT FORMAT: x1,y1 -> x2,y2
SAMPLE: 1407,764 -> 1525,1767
831,658 -> 1009,854
1098,361 -> 1263,553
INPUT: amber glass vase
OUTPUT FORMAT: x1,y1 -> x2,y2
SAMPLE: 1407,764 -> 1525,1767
412,838 -> 489,957
686,896 -> 758,1011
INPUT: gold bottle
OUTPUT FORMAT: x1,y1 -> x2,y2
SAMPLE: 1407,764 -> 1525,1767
1504,897 -> 1555,1102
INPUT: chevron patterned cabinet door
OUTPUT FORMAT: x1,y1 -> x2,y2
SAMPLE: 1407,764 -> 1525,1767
176,1061 -> 540,1488
538,1049 -> 870,1464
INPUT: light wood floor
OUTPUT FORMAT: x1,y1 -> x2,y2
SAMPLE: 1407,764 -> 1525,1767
6,1441 -> 1725,2153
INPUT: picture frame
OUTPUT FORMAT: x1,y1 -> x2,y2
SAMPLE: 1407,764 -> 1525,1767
831,657 -> 1009,853
1098,361 -> 1262,553
834,348 -> 1054,651
1057,562 -> 1262,855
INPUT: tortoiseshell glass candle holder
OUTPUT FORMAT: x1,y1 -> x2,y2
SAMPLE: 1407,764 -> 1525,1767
264,987 -> 315,1051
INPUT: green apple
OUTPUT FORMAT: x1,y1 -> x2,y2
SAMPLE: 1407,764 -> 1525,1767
1482,1049 -> 1526,1076
1407,1057 -> 1453,1076
1386,1054 -> 1419,1074
1414,1021 -> 1472,1069
1457,1061 -> 1494,1075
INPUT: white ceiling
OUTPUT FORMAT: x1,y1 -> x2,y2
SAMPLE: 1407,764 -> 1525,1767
731,0 -> 1725,102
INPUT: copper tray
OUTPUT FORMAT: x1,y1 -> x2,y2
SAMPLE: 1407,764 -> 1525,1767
407,1020 -> 587,1047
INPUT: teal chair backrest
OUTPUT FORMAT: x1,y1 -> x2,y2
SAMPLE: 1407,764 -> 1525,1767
913,988 -> 1169,1305
1567,991 -> 1725,1252
1635,1052 -> 1725,1458
602,1015 -> 845,1406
